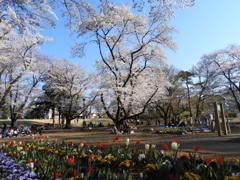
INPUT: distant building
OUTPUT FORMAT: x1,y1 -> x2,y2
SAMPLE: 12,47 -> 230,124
79,113 -> 98,119
89,113 -> 98,118
44,109 -> 53,119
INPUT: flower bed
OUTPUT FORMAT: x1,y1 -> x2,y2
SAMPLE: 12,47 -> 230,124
0,152 -> 39,179
0,136 -> 240,180
154,125 -> 213,135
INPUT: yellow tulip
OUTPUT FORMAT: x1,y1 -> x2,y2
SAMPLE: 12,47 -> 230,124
126,138 -> 130,146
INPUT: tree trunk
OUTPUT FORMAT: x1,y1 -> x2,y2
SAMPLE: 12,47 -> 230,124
163,113 -> 169,126
186,83 -> 193,118
61,116 -> 65,126
11,118 -> 17,128
52,106 -> 55,124
114,119 -> 123,129
65,117 -> 71,129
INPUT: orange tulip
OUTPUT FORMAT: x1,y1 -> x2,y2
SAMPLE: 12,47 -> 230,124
193,145 -> 200,151
162,144 -> 169,150
216,156 -> 224,164
88,155 -> 95,160
68,158 -> 75,165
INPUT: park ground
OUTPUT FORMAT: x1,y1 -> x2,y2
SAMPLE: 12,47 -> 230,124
0,118 -> 240,163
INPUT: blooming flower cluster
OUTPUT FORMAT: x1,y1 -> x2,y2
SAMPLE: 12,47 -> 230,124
156,125 -> 212,135
0,153 -> 38,180
0,137 -> 240,179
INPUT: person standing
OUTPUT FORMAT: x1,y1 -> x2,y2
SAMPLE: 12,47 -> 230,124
1,123 -> 7,138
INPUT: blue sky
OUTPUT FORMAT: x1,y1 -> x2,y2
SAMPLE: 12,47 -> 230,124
41,0 -> 240,71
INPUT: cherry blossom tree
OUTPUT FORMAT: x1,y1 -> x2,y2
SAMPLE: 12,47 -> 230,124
0,0 -> 57,34
43,59 -> 95,128
201,45 -> 240,111
62,0 -> 193,127
0,0 -> 57,121
0,25 -> 52,111
7,55 -> 52,127
191,56 -> 222,118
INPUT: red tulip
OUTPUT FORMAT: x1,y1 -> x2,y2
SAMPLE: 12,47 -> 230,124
26,159 -> 32,164
193,145 -> 200,151
136,140 -> 141,145
97,144 -> 103,149
166,174 -> 174,180
72,169 -> 77,176
87,166 -> 92,172
162,144 -> 169,150
54,172 -> 60,178
216,156 -> 224,164
180,155 -> 189,160
147,153 -> 152,158
36,160 -> 41,164
204,158 -> 213,164
113,136 -> 119,142
8,141 -> 14,147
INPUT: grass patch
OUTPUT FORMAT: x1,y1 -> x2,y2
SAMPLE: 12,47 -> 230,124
0,118 -> 113,127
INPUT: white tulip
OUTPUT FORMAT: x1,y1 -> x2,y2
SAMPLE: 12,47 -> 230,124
145,144 -> 150,151
171,142 -> 180,151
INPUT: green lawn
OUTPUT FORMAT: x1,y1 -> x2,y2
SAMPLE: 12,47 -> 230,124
0,118 -> 113,128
